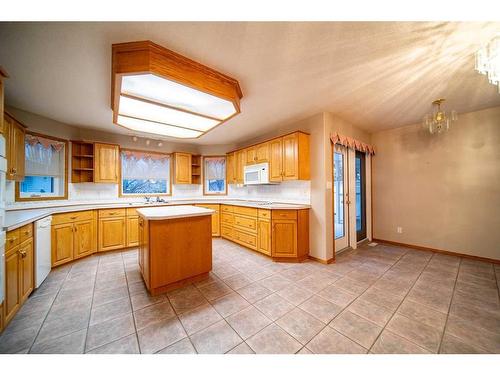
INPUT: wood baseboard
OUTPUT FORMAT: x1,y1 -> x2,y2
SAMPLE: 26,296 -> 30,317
308,255 -> 335,264
373,238 -> 500,264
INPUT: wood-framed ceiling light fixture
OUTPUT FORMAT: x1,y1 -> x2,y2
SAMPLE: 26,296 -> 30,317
111,41 -> 243,139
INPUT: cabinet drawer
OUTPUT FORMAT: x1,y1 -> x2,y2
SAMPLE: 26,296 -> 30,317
221,225 -> 233,239
6,229 -> 20,251
234,214 -> 257,232
233,206 -> 257,217
52,210 -> 94,225
234,229 -> 257,249
258,209 -> 271,219
221,205 -> 234,213
221,213 -> 234,225
271,210 -> 297,220
19,224 -> 33,243
99,208 -> 126,218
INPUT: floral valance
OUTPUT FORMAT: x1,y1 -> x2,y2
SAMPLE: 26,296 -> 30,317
26,134 -> 65,152
330,133 -> 375,155
121,150 -> 170,161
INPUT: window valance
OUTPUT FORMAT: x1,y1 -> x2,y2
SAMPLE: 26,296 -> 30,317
26,134 -> 65,152
330,133 -> 375,155
121,151 -> 170,180
204,157 -> 225,180
25,136 -> 65,177
121,150 -> 170,161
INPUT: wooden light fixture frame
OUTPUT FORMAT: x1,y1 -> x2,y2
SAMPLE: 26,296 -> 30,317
111,40 -> 243,139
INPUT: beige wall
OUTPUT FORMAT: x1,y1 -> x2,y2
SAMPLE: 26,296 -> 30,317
372,106 -> 500,261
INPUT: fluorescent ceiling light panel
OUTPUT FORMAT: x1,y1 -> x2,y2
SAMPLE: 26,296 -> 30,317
118,95 -> 220,131
121,74 -> 237,119
117,115 -> 202,139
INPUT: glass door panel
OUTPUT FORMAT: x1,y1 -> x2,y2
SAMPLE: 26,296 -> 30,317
355,151 -> 366,241
334,146 -> 348,251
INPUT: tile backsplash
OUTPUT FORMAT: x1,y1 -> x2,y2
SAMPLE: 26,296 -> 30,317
228,180 -> 310,203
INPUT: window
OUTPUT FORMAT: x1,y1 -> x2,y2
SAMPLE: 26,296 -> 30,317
121,150 -> 171,196
203,156 -> 226,195
17,133 -> 68,200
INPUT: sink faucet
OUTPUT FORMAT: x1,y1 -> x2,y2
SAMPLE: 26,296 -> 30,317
156,196 -> 166,203
144,196 -> 151,203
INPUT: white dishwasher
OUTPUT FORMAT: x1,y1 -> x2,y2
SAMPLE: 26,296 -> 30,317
35,216 -> 52,288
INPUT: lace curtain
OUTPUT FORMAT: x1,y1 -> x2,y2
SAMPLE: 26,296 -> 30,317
204,157 -> 226,180
25,135 -> 65,177
121,152 -> 170,180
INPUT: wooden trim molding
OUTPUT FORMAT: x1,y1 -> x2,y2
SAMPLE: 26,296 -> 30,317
308,254 -> 335,264
373,238 -> 500,264
15,131 -> 69,202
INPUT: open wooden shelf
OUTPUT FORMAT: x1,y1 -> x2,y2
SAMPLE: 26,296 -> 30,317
191,155 -> 202,184
71,141 -> 95,183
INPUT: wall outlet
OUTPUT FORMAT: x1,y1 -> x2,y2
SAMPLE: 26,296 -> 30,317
397,226 -> 403,234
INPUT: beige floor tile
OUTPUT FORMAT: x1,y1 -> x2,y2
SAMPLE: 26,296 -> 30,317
30,329 -> 87,354
261,274 -> 292,292
222,273 -> 253,290
92,285 -> 129,307
254,293 -> 295,321
306,327 -> 366,354
133,300 -> 176,331
299,275 -> 335,293
246,323 -> 302,354
211,292 -> 250,317
371,330 -> 430,354
347,298 -> 392,327
226,305 -> 272,339
280,267 -> 311,282
0,325 -> 39,354
130,291 -> 166,311
397,299 -> 447,331
276,308 -> 325,344
297,346 -> 313,354
276,284 -> 313,305
178,304 -> 222,335
439,333 -> 489,354
386,313 -> 442,352
190,320 -> 242,354
36,307 -> 90,343
238,282 -> 273,303
317,285 -> 357,308
90,296 -> 131,326
157,337 -> 197,354
299,295 -> 343,324
358,287 -> 404,312
86,313 -> 135,352
167,285 -> 207,314
445,315 -> 500,353
137,317 -> 186,354
87,334 -> 140,354
449,301 -> 500,333
197,280 -> 233,301
333,276 -> 370,296
330,311 -> 383,349
227,342 -> 255,354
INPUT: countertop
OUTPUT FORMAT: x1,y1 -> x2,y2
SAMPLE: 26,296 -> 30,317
3,199 -> 311,231
137,206 -> 215,220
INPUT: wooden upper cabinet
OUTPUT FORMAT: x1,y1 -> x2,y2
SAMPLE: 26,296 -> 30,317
0,71 -> 6,134
246,147 -> 257,165
174,152 -> 192,184
282,132 -> 310,181
226,153 -> 235,184
269,138 -> 283,182
255,142 -> 270,163
94,143 -> 120,183
234,150 -> 245,184
5,114 -> 26,181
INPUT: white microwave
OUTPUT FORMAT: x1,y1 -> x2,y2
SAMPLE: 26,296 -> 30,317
244,162 -> 275,185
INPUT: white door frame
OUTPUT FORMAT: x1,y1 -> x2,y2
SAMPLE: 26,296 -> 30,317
333,145 -> 349,252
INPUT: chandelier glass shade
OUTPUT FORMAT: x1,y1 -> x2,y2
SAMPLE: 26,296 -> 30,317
422,99 -> 457,135
475,34 -> 500,93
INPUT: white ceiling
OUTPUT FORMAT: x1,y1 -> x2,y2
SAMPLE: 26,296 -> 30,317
0,21 -> 499,145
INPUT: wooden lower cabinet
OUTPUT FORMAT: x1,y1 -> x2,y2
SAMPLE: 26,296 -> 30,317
138,217 -> 150,289
271,220 -> 297,257
195,204 -> 220,236
99,217 -> 127,251
257,219 -> 271,256
4,224 -> 34,326
126,216 -> 140,247
51,211 -> 97,267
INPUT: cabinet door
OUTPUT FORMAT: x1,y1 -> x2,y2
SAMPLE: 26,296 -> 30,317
19,238 -> 34,303
257,219 -> 271,256
269,138 -> 283,182
282,133 -> 298,180
95,143 -> 120,183
237,150 -> 246,183
138,217 -> 150,288
99,217 -> 127,251
74,219 -> 96,259
4,248 -> 21,324
226,153 -> 235,184
6,116 -> 26,181
195,204 -> 220,236
51,223 -> 74,267
126,216 -> 140,247
175,153 -> 192,184
272,219 -> 297,258
256,142 -> 270,163
246,147 -> 256,165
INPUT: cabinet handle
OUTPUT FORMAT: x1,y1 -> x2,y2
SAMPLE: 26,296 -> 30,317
24,231 -> 30,235
70,216 -> 77,220
12,168 -> 17,173
9,237 -> 17,242
18,250 -> 26,258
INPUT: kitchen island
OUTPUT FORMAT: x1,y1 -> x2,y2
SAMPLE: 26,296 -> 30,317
137,205 -> 214,295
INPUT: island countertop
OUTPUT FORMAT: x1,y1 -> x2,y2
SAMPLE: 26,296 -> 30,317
136,205 -> 215,220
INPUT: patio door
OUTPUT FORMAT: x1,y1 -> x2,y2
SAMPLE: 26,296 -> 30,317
333,145 -> 349,252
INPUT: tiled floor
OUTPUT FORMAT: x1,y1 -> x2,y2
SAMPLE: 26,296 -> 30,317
1,239 -> 499,354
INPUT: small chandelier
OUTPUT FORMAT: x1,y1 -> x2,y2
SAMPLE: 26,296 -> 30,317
422,99 -> 457,134
475,34 -> 500,93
